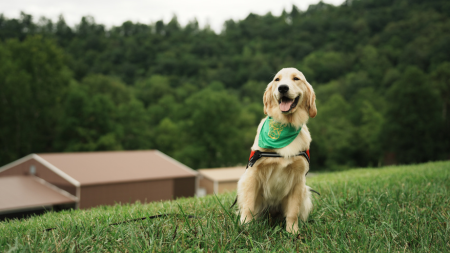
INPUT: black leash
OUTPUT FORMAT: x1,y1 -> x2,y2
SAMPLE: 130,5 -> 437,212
310,189 -> 321,196
109,213 -> 198,226
44,213 -> 198,232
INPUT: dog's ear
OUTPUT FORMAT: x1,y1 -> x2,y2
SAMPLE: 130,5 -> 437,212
263,82 -> 274,115
305,82 -> 317,118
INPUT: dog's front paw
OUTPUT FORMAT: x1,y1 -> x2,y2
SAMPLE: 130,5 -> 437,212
240,211 -> 254,224
286,217 -> 299,234
286,224 -> 299,234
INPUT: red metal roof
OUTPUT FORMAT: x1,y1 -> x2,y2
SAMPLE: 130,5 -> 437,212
36,150 -> 196,186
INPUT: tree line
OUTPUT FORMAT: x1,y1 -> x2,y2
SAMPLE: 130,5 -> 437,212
1,0 -> 449,170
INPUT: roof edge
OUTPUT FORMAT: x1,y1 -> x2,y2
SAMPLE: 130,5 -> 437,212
215,179 -> 242,183
32,176 -> 79,202
198,174 -> 216,182
32,154 -> 81,187
154,150 -> 198,176
80,174 -> 197,187
0,154 -> 81,187
0,205 -> 54,215
198,174 -> 241,183
198,167 -> 246,171
0,154 -> 34,174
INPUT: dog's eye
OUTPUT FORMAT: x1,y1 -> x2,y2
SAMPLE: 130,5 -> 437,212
293,77 -> 300,81
274,78 -> 280,81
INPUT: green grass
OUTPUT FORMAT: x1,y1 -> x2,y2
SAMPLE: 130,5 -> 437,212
1,161 -> 449,252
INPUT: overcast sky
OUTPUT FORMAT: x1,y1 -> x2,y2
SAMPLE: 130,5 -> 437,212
3,0 -> 346,33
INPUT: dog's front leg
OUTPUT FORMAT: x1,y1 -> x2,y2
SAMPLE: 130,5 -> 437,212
237,169 -> 260,224
282,181 -> 312,234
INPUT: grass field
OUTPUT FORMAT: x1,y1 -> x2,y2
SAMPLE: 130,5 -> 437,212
1,161 -> 449,252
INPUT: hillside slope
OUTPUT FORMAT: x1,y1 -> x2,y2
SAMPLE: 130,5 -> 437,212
1,161 -> 449,252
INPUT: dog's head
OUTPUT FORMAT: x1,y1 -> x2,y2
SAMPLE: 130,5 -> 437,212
263,68 -> 317,126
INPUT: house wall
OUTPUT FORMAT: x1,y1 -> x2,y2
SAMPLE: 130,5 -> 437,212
218,181 -> 238,194
173,177 -> 196,199
0,158 -> 77,196
79,179 -> 173,209
198,177 -> 215,195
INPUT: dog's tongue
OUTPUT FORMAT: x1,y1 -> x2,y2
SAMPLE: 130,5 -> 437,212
280,98 -> 293,112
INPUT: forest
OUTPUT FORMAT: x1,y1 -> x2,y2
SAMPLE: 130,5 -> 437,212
0,0 -> 449,170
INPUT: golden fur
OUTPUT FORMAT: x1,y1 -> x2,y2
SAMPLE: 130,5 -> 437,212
237,68 -> 317,234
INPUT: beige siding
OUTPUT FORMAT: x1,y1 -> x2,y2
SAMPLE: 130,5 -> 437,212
79,179 -> 173,209
218,181 -> 238,194
0,158 -> 77,196
199,177 -> 215,195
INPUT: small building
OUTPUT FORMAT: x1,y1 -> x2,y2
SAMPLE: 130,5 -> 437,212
0,175 -> 77,220
197,167 -> 246,195
0,150 -> 197,218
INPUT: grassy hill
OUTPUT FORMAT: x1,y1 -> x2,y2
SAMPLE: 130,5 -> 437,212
1,161 -> 449,252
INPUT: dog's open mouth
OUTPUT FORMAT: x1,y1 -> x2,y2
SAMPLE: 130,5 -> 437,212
279,96 -> 300,113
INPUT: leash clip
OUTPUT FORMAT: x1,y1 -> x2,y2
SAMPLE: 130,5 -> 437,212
248,150 -> 261,167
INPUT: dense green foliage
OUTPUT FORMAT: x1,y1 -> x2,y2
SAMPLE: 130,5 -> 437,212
1,0 -> 449,169
1,161 -> 449,251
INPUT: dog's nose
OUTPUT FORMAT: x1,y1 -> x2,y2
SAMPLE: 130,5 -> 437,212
278,85 -> 289,94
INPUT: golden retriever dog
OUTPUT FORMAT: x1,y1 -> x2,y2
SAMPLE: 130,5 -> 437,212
237,67 -> 317,234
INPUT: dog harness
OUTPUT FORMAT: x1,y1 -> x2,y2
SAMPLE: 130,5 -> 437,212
229,149 -> 313,209
247,150 -> 310,168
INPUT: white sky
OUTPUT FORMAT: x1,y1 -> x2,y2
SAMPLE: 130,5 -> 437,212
2,0 -> 345,33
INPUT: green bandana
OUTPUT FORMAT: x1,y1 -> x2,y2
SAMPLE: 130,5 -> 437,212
258,117 -> 302,149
